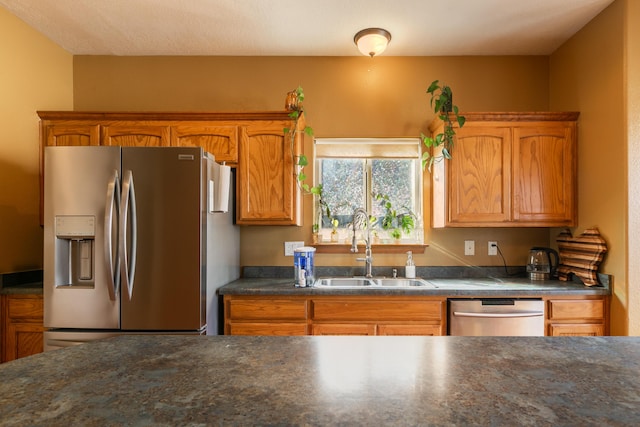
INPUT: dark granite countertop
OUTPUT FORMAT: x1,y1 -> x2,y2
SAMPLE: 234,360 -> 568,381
220,276 -> 610,297
0,335 -> 638,426
0,270 -> 42,295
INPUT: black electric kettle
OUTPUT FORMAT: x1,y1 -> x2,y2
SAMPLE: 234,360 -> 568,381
526,247 -> 559,280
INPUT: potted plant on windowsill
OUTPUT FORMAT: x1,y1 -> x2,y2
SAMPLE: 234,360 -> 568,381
374,193 -> 416,242
420,80 -> 466,172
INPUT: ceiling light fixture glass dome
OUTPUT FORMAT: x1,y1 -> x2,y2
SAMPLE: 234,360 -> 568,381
354,28 -> 391,57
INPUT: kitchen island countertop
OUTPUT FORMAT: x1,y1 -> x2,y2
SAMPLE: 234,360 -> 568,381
0,335 -> 638,426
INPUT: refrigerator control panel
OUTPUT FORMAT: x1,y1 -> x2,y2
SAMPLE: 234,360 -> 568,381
55,215 -> 95,238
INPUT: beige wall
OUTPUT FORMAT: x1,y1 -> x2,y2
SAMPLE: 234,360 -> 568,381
626,0 -> 640,335
73,55 -> 552,269
0,8 -> 73,273
550,0 -> 628,335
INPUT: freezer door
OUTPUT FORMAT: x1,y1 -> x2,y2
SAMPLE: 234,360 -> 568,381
120,147 -> 205,331
44,146 -> 122,329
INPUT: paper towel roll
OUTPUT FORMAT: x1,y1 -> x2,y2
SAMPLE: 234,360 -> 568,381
212,162 -> 230,213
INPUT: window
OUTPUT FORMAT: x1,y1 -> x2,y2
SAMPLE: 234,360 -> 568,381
314,138 -> 423,244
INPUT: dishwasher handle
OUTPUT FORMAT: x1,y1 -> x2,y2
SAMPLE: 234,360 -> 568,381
453,311 -> 544,318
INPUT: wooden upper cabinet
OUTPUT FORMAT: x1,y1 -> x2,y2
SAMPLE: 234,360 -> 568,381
237,120 -> 301,225
102,123 -> 170,147
171,124 -> 239,165
447,125 -> 511,225
431,112 -> 578,227
512,123 -> 576,224
37,111 -> 304,226
42,122 -> 100,147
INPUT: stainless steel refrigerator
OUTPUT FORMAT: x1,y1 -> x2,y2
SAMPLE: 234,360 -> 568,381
43,146 -> 239,350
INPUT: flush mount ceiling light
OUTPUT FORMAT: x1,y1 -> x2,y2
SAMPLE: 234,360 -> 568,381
354,28 -> 391,57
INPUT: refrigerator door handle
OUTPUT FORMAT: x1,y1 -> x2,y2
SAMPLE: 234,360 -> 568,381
104,169 -> 121,300
120,169 -> 138,300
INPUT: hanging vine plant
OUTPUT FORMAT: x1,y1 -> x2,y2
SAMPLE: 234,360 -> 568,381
283,86 -> 333,233
420,80 -> 466,171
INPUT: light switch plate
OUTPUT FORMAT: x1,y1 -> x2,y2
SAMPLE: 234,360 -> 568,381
284,241 -> 305,256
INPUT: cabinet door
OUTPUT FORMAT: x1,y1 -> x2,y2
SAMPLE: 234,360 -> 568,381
443,125 -> 512,226
171,124 -> 239,165
3,295 -> 44,362
431,122 -> 511,227
237,121 -> 301,225
512,123 -> 576,225
102,123 -> 170,147
43,122 -> 100,147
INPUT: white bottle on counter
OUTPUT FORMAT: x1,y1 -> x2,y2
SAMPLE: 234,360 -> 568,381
405,251 -> 416,279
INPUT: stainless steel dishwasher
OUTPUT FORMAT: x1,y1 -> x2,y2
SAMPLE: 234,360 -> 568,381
448,298 -> 545,336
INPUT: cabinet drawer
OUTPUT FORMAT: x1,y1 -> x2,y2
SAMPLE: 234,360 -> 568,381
7,296 -> 43,321
548,299 -> 604,321
228,299 -> 307,321
311,300 -> 443,321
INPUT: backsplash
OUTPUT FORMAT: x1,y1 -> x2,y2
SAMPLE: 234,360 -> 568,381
243,266 -> 528,280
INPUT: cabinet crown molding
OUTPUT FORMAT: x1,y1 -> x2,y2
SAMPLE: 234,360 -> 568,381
37,111 -> 296,121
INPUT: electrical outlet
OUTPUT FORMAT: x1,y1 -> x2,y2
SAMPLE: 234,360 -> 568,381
488,241 -> 498,256
284,241 -> 305,256
464,240 -> 475,256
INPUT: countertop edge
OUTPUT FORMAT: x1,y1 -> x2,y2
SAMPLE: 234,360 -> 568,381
219,277 -> 610,297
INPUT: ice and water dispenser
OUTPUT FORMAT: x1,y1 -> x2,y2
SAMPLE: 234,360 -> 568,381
53,215 -> 96,288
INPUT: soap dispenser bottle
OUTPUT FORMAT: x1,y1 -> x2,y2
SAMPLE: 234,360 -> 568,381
405,251 -> 416,279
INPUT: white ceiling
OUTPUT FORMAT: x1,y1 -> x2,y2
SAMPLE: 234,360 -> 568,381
0,0 -> 614,56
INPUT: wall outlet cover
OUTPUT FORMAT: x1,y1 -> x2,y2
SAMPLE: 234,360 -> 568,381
284,241 -> 305,256
464,240 -> 475,256
488,241 -> 498,256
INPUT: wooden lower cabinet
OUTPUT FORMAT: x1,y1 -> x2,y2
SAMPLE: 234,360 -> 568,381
224,295 -> 446,336
225,294 -> 609,337
225,297 -> 309,336
2,294 -> 44,362
312,323 -> 441,336
546,297 -> 608,336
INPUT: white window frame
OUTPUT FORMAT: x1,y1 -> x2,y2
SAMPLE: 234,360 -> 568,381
313,138 -> 423,244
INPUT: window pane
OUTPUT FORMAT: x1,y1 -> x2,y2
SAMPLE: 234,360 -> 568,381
319,158 -> 364,227
371,159 -> 415,217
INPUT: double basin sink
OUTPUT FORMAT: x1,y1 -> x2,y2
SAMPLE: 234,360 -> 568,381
313,277 -> 436,289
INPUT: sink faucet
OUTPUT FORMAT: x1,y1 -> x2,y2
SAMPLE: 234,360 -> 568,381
351,208 -> 373,278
